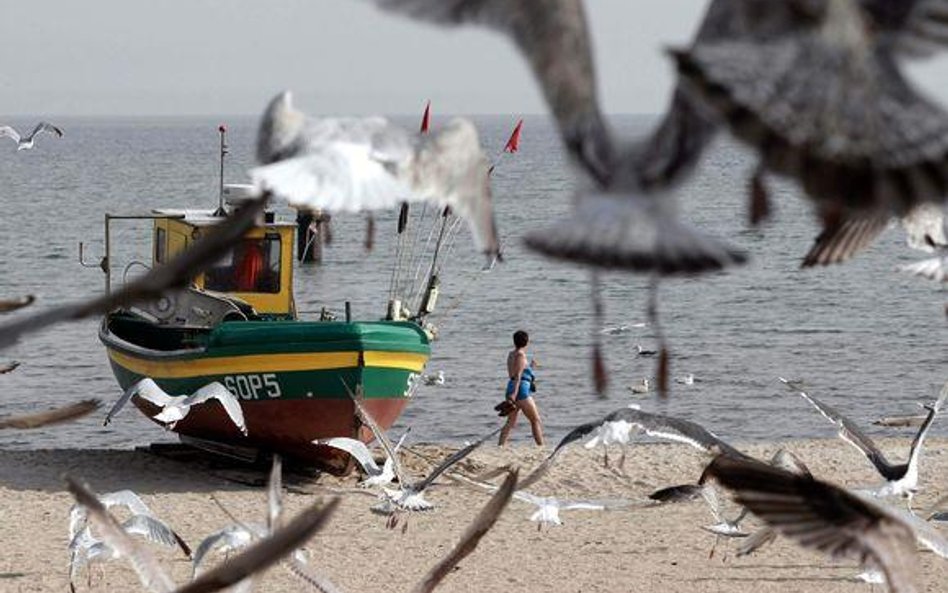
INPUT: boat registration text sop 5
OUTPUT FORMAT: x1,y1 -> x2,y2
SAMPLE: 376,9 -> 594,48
222,373 -> 281,400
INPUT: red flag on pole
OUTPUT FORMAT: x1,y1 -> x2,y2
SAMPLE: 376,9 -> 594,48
420,101 -> 431,133
503,119 -> 524,153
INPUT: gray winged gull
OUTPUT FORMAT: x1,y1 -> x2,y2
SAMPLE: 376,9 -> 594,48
782,377 -> 947,503
0,122 -> 63,150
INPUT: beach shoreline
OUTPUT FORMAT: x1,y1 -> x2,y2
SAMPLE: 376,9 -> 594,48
1,437 -> 945,593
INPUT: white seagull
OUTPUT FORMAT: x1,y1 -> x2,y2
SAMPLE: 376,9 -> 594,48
628,378 -> 651,395
315,428 -> 411,489
423,371 -> 445,386
68,490 -> 191,591
344,381 -> 499,516
252,91 -> 499,261
104,378 -> 247,436
782,377 -> 948,502
0,122 -> 63,150
520,405 -> 747,490
676,373 -> 695,386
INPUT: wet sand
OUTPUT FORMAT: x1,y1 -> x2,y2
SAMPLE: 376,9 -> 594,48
1,437 -> 946,593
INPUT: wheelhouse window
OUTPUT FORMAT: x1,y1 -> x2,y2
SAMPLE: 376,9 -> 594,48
154,227 -> 167,264
205,235 -> 281,293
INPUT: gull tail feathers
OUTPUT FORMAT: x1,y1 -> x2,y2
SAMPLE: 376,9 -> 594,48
898,256 -> 948,282
523,193 -> 746,275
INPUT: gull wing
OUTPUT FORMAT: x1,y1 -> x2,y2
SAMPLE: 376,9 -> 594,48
29,121 -> 63,140
769,448 -> 813,478
99,489 -> 155,519
648,483 -> 707,504
737,526 -> 778,556
252,142 -> 413,213
65,477 -> 176,593
905,382 -> 948,469
862,0 -> 948,57
899,256 -> 948,282
105,380 -> 151,425
267,455 -> 283,532
134,379 -> 175,408
801,214 -> 890,267
900,202 -> 947,252
192,525 -> 253,576
186,382 -> 247,436
174,499 -> 340,593
0,294 -> 33,313
411,470 -> 517,593
705,455 -> 920,593
122,515 -> 192,557
0,126 -> 20,143
343,381 -> 408,485
781,377 -> 896,475
414,426 -> 502,493
0,399 -> 100,430
316,438 -> 382,476
0,196 -> 266,351
368,0 -> 614,185
610,407 -> 745,457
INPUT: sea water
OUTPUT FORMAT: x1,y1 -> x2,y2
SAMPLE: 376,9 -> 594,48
0,115 -> 945,449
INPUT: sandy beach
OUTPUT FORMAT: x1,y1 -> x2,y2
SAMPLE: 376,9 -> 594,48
0,437 -> 945,593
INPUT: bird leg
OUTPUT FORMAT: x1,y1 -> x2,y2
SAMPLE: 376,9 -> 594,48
647,275 -> 669,398
602,446 -> 610,469
618,447 -> 628,474
590,272 -> 608,397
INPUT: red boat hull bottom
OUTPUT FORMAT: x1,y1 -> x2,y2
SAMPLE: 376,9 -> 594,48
134,396 -> 409,474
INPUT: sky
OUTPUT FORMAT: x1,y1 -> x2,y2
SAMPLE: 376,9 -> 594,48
3,1 -> 948,117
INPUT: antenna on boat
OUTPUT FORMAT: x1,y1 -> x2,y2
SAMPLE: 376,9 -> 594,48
216,124 -> 229,216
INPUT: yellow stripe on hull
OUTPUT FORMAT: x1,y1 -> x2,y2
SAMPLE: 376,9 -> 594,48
108,349 -> 428,379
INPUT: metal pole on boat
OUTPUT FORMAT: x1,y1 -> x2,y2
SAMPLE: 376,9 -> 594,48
345,301 -> 351,323
217,124 -> 228,214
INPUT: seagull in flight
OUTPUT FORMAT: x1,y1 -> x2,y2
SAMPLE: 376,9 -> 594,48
704,454 -> 925,593
519,404 -> 747,490
68,490 -> 191,591
781,377 -> 948,503
252,91 -> 499,261
104,378 -> 247,436
315,428 -> 411,489
673,0 -> 948,243
0,122 -> 63,150
366,0 -> 745,275
344,381 -> 499,517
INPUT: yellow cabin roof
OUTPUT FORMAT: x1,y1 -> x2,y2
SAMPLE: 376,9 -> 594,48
152,210 -> 296,318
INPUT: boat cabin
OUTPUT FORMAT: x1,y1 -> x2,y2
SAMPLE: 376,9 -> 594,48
152,208 -> 296,319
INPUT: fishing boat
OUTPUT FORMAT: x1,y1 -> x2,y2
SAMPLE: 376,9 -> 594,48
93,129 -> 434,472
92,114 -> 523,471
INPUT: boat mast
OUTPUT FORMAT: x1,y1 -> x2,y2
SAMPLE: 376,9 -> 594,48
217,124 -> 228,215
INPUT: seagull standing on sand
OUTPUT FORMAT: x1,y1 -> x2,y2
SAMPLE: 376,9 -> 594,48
0,122 -> 63,150
104,378 -> 247,436
782,377 -> 948,502
252,91 -> 499,261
